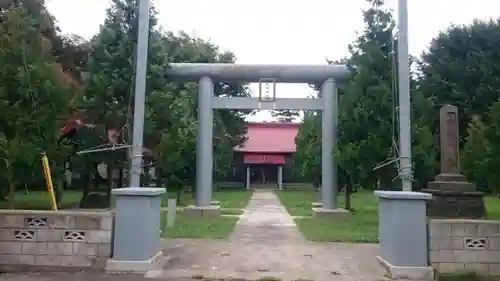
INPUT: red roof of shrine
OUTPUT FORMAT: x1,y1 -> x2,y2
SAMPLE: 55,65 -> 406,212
235,122 -> 300,153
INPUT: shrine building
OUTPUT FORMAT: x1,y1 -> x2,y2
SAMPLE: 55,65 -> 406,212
222,122 -> 301,189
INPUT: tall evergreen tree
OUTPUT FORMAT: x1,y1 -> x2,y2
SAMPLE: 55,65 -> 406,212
419,18 -> 500,141
295,0 -> 436,195
0,1 -> 73,207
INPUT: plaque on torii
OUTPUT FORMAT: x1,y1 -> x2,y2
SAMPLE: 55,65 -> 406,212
258,78 -> 277,110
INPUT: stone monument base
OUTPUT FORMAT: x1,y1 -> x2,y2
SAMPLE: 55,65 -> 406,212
426,177 -> 475,192
311,202 -> 322,208
421,188 -> 486,218
376,256 -> 434,281
184,205 -> 220,217
312,207 -> 350,218
106,250 -> 165,273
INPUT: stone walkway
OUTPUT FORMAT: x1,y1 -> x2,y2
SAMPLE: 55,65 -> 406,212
154,189 -> 382,281
229,189 -> 303,242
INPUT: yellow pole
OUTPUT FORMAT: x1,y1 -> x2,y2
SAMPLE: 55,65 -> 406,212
41,153 -> 58,211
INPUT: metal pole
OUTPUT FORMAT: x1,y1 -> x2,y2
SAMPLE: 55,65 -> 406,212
321,78 -> 337,209
277,165 -> 283,190
128,0 -> 150,188
332,82 -> 339,207
166,198 -> 177,228
246,166 -> 251,189
397,0 -> 412,192
195,76 -> 214,206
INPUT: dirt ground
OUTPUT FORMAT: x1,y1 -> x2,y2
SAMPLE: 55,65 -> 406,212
155,238 -> 382,281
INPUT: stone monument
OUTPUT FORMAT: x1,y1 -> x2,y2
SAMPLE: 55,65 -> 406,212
422,105 -> 486,218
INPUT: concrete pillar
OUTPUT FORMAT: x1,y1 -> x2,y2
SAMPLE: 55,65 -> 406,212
107,187 -> 165,273
320,78 -> 338,209
195,76 -> 214,207
277,165 -> 283,190
246,165 -> 251,189
374,190 -> 434,281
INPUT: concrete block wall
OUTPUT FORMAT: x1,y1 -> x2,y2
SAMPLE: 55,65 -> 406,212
0,209 -> 113,271
429,219 -> 500,276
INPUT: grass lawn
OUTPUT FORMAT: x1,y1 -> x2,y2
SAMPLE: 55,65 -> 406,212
485,196 -> 500,220
160,211 -> 239,239
163,189 -> 253,209
277,190 -> 379,243
0,190 -> 82,210
220,208 -> 244,215
278,190 -> 500,243
295,212 -> 379,243
160,189 -> 252,239
275,189 -> 318,216
438,272 -> 497,281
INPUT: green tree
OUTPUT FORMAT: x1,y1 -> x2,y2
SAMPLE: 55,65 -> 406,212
74,0 -> 248,204
0,1 -> 73,208
294,0 -> 436,197
270,110 -> 300,122
154,31 -> 249,192
294,111 -> 321,187
72,0 -> 151,207
332,0 -> 398,191
462,115 -> 491,192
484,100 -> 500,195
418,19 -> 500,141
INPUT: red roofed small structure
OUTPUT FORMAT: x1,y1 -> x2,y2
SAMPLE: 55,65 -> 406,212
235,122 -> 299,154
224,122 -> 300,189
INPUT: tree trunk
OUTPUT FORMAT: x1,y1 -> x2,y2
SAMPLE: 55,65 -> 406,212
118,167 -> 123,188
79,163 -> 93,208
177,184 -> 183,205
156,167 -> 163,189
62,175 -> 68,190
191,176 -> 196,199
93,163 -> 99,189
0,177 -> 8,201
8,181 -> 15,209
106,162 -> 113,190
54,179 -> 63,209
106,161 -> 114,208
344,182 -> 352,210
143,166 -> 150,187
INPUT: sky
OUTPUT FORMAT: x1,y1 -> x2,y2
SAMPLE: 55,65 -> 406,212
46,0 -> 500,122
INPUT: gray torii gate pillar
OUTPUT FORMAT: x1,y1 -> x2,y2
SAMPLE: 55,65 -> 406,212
246,166 -> 251,189
277,165 -> 283,190
165,63 -> 352,217
321,78 -> 336,209
313,78 -> 349,218
196,76 -> 214,207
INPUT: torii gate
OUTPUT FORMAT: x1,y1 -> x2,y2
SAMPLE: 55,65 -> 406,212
109,0 -> 358,271
123,0 -> 354,217
165,63 -> 352,216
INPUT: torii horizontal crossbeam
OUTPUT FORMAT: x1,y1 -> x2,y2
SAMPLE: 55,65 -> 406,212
211,97 -> 323,110
165,63 -> 351,83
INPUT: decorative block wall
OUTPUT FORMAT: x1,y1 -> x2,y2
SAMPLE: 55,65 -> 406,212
429,219 -> 500,276
0,209 -> 113,271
